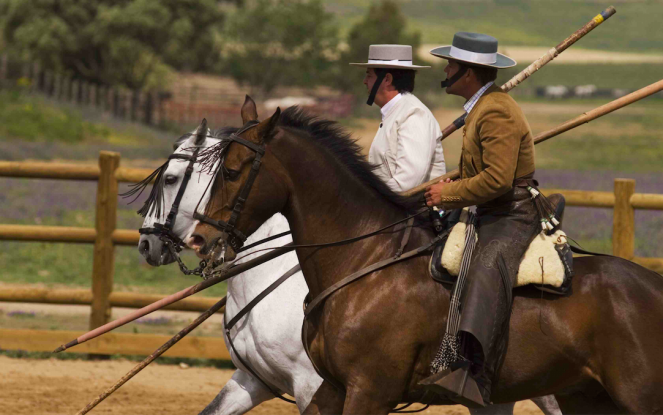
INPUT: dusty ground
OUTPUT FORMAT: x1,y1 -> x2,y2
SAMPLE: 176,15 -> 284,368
0,355 -> 544,415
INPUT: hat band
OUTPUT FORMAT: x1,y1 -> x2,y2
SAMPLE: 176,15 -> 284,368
368,59 -> 413,66
449,46 -> 496,64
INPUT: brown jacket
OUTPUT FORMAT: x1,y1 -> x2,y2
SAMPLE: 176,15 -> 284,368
437,85 -> 535,209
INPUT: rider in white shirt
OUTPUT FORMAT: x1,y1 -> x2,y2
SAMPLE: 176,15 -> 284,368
351,44 -> 446,192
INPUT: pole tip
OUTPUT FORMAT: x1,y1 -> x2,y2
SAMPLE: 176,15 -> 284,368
52,345 -> 66,354
52,339 -> 79,354
603,6 -> 617,18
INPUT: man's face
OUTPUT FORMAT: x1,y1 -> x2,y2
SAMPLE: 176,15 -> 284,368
443,60 -> 462,95
363,68 -> 377,91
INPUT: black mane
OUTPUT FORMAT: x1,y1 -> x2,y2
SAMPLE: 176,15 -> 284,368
275,107 -> 418,211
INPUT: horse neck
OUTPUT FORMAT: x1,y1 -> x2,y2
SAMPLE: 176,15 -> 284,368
271,132 -> 407,297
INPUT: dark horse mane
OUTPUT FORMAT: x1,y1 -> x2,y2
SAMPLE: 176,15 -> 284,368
198,106 -> 420,212
270,106 -> 419,212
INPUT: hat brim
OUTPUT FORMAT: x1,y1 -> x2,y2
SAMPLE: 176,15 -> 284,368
429,46 -> 516,68
349,63 -> 430,69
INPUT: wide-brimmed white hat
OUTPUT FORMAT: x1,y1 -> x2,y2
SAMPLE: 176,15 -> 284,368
430,32 -> 516,69
350,45 -> 430,70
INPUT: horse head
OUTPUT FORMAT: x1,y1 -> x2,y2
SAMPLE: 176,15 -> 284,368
188,96 -> 286,263
135,119 -> 218,266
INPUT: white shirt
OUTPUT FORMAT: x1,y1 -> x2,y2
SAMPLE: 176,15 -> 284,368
368,93 -> 446,193
380,93 -> 403,120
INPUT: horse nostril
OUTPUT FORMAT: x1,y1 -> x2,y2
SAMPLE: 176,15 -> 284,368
189,234 -> 206,249
139,240 -> 150,255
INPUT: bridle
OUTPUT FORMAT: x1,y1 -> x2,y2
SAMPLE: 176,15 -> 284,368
192,120 -> 263,253
138,149 -> 201,252
133,120 -> 263,276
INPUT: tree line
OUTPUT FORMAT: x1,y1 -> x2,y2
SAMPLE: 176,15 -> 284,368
0,0 -> 421,97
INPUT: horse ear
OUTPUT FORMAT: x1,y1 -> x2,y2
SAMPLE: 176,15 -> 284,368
256,107 -> 281,143
194,118 -> 207,146
241,95 -> 259,124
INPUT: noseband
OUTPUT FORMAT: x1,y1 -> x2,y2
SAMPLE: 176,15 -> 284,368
193,120 -> 264,252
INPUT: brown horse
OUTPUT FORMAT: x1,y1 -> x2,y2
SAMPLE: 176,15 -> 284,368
189,98 -> 663,414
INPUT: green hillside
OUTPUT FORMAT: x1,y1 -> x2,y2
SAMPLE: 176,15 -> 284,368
326,0 -> 662,52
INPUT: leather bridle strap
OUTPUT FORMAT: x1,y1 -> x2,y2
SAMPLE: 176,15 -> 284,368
224,264 -> 301,404
300,227 -> 450,392
165,149 -> 200,232
193,121 -> 263,252
139,151 -> 200,251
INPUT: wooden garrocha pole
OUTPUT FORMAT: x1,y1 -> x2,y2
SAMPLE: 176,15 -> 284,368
75,296 -> 227,415
53,243 -> 295,353
403,78 -> 663,197
437,6 -> 616,142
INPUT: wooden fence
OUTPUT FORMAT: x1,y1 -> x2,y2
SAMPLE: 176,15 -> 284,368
1,154 -> 662,358
0,151 -> 229,359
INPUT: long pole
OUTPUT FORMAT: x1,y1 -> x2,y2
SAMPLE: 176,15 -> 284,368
437,6 -> 616,142
53,243 -> 295,353
75,296 -> 227,415
403,79 -> 663,197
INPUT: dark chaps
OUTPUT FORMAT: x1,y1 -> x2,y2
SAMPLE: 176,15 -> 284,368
458,184 -> 540,401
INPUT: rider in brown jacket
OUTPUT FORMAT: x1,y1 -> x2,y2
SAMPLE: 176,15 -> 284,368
423,32 -> 541,407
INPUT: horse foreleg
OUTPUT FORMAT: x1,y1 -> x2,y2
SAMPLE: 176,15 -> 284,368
555,390 -> 621,415
469,403 -> 515,415
199,369 -> 275,415
303,380 -> 345,415
531,395 -> 562,415
467,395 -> 560,415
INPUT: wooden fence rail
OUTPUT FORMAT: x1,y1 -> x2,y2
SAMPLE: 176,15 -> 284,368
0,153 -> 662,359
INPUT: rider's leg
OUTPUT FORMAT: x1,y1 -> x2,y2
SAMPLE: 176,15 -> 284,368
198,369 -> 274,415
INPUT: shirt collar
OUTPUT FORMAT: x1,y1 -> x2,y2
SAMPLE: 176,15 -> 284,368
380,93 -> 403,120
463,82 -> 494,114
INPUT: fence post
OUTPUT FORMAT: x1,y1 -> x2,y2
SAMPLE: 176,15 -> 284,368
89,151 -> 120,331
613,178 -> 635,259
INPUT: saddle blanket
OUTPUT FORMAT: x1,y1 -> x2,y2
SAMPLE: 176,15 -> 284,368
433,209 -> 572,290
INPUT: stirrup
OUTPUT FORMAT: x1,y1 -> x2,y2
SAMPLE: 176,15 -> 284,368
418,364 -> 486,408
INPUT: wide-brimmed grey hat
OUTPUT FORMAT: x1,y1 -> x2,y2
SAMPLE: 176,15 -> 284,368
430,32 -> 516,68
350,44 -> 430,69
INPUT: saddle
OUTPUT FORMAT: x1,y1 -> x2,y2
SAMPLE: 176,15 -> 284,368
429,194 -> 573,295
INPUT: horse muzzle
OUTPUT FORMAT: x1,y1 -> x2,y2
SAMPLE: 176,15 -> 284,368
188,233 -> 237,263
139,234 -> 177,266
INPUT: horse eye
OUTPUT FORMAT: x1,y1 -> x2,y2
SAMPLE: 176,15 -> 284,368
226,169 -> 241,181
164,175 -> 178,185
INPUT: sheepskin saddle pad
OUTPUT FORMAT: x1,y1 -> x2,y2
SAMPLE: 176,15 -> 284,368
429,208 -> 574,295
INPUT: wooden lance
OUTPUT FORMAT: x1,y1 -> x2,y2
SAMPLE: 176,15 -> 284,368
437,6 -> 616,142
53,243 -> 295,353
75,296 -> 227,415
404,78 -> 663,197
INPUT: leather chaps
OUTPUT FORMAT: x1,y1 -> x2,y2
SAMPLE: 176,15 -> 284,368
457,184 -> 540,399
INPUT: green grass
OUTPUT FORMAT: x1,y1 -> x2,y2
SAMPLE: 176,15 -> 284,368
502,63 -> 663,91
0,89 -> 177,161
0,89 -> 111,143
0,207 -> 227,297
327,0 -> 663,53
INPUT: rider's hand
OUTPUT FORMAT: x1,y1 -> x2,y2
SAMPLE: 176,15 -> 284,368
424,178 -> 452,207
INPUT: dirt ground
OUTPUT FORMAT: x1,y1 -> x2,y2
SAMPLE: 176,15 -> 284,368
0,355 -> 545,415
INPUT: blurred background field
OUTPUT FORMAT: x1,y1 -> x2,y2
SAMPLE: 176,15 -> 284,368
0,0 -> 662,337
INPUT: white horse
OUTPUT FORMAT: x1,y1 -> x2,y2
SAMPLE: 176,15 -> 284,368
137,124 -> 562,415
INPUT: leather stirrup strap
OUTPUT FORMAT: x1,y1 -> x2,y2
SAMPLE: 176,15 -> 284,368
301,231 -> 449,391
